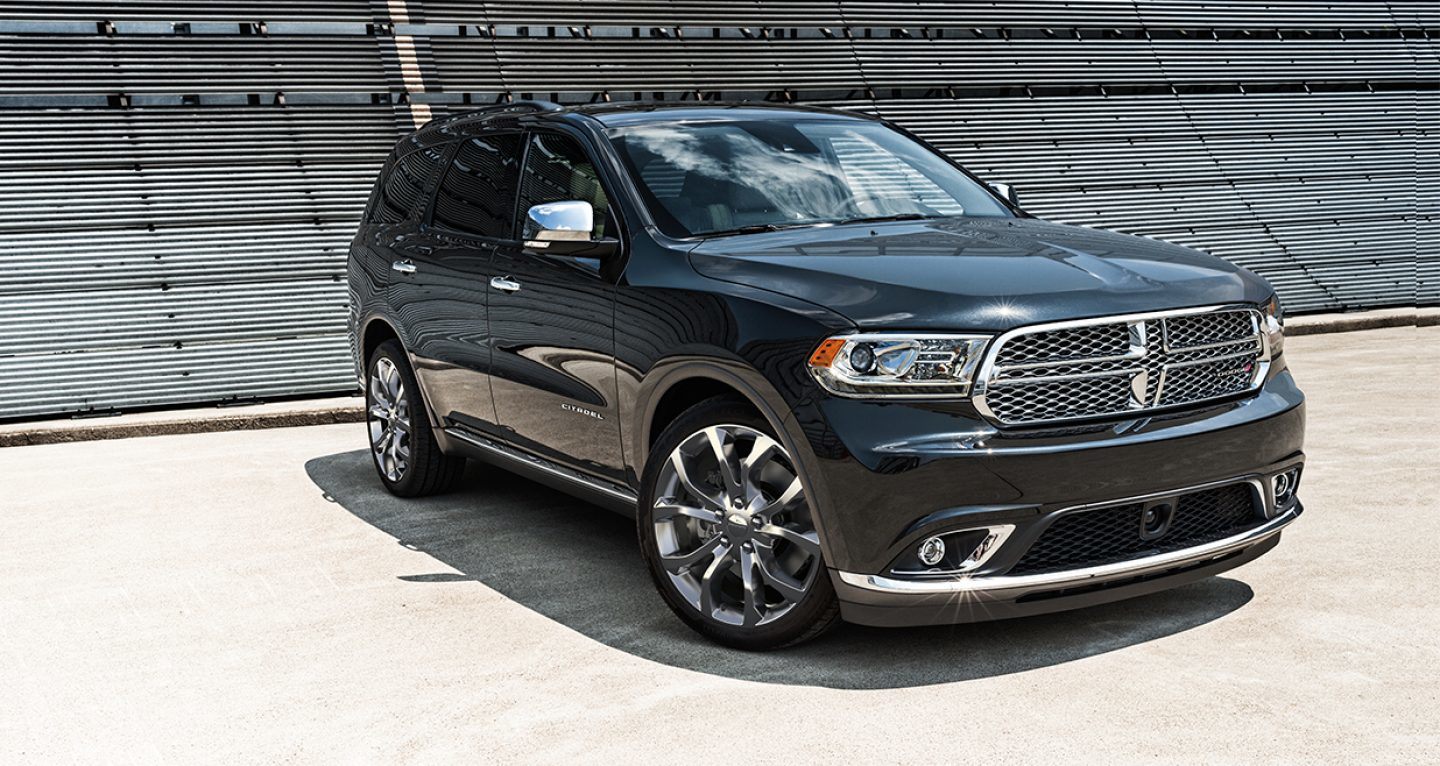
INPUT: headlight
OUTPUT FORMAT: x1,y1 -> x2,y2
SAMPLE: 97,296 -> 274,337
807,333 -> 991,397
1261,294 -> 1284,357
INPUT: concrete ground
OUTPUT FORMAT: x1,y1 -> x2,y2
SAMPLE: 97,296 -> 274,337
2,326 -> 1436,764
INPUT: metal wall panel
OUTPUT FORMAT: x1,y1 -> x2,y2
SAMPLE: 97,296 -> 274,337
0,1 -> 1431,420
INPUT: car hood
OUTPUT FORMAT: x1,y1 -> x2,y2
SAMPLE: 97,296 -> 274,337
687,217 -> 1272,331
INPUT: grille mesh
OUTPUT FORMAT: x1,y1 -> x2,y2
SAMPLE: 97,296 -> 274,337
995,323 -> 1131,365
1158,359 -> 1258,405
979,308 -> 1264,426
984,373 -> 1135,423
1008,483 -> 1260,576
1165,310 -> 1258,348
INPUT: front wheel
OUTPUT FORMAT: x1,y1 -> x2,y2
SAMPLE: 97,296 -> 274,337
638,398 -> 841,650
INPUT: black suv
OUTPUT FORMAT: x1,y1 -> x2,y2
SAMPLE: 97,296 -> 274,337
348,101 -> 1305,649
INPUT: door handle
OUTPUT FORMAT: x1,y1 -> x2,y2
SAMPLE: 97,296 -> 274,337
391,259 -> 417,275
490,276 -> 522,293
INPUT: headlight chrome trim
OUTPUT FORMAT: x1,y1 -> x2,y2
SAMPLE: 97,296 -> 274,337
807,332 -> 993,399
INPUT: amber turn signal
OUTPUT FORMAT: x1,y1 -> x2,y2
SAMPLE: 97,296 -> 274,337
808,338 -> 846,368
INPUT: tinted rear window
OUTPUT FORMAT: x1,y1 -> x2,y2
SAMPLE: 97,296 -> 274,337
372,145 -> 446,224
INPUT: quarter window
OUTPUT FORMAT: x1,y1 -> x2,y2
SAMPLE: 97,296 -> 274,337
433,134 -> 524,238
518,133 -> 614,239
375,145 -> 445,224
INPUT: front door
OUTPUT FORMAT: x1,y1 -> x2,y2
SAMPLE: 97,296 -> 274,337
488,131 -> 624,482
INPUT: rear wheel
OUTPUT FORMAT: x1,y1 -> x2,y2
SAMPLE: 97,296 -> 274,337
638,398 -> 840,650
365,340 -> 464,497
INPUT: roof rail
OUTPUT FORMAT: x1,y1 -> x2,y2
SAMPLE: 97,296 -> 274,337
502,99 -> 565,113
424,100 -> 566,129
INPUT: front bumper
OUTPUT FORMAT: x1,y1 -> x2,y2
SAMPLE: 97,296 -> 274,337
786,367 -> 1306,627
832,491 -> 1300,627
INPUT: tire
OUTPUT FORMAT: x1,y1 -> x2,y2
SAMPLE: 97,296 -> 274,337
365,340 -> 465,497
638,397 -> 841,650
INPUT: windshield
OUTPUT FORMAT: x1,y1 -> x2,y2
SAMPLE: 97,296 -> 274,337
609,118 -> 1010,238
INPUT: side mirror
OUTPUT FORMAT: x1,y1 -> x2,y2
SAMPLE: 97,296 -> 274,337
523,200 -> 618,257
989,182 -> 1020,207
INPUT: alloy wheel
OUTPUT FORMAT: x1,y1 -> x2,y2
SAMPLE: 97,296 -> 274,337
651,424 -> 822,628
367,357 -> 412,482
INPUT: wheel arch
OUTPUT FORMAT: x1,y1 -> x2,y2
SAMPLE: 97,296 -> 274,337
360,316 -> 401,365
358,315 -> 448,434
631,359 -> 844,566
634,361 -> 788,470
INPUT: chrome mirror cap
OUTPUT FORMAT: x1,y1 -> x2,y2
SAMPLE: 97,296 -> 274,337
524,200 -> 593,243
989,182 -> 1019,207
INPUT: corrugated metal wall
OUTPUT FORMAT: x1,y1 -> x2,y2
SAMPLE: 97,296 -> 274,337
1,2 -> 1433,419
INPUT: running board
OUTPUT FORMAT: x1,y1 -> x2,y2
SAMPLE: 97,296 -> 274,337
443,427 -> 639,516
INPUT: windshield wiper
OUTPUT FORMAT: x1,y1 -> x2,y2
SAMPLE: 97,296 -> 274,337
700,214 -> 939,238
701,222 -> 818,238
831,213 -> 939,226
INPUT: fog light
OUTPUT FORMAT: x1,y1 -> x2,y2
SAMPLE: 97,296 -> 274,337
1273,468 -> 1300,508
917,536 -> 946,566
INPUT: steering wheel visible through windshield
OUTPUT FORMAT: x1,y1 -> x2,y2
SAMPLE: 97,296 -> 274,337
609,117 -> 1011,238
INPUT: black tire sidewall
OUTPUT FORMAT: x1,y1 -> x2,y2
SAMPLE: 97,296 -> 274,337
637,397 -> 839,650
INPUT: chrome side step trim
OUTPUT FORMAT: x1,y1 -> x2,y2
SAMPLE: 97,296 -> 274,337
444,427 -> 639,507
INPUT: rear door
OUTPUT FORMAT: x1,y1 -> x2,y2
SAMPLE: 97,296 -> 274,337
392,132 -> 525,431
488,130 -> 624,481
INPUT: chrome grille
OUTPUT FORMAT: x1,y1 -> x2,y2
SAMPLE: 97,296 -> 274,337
976,307 -> 1267,426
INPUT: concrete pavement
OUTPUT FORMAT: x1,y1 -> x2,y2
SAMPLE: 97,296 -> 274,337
2,326 -> 1436,764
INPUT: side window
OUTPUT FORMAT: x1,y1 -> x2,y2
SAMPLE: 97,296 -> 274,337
432,133 -> 525,238
517,132 -> 615,240
374,146 -> 446,224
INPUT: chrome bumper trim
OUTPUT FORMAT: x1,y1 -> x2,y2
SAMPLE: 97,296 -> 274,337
836,503 -> 1299,595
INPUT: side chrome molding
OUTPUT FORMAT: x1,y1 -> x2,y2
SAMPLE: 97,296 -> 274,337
444,427 -> 638,513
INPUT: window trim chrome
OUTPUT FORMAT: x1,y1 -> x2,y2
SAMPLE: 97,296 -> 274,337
972,303 -> 1271,427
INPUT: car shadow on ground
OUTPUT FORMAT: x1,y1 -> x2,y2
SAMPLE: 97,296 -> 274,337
305,449 -> 1253,690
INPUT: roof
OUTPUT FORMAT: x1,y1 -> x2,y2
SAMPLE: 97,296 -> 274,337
425,100 -> 873,134
573,101 -> 873,127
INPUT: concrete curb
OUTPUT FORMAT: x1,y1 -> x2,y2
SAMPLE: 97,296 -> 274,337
1,307 -> 1432,448
1287,306 -> 1435,336
0,398 -> 365,448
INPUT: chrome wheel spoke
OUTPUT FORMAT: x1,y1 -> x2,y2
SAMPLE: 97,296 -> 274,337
754,545 -> 809,603
740,434 -> 781,492
369,374 -> 392,411
367,403 -> 388,420
659,535 -> 724,574
739,546 -> 764,627
698,547 -> 731,618
653,500 -> 722,525
760,523 -> 821,557
383,363 -> 401,400
703,426 -> 743,497
758,476 -> 804,516
670,452 -> 722,510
